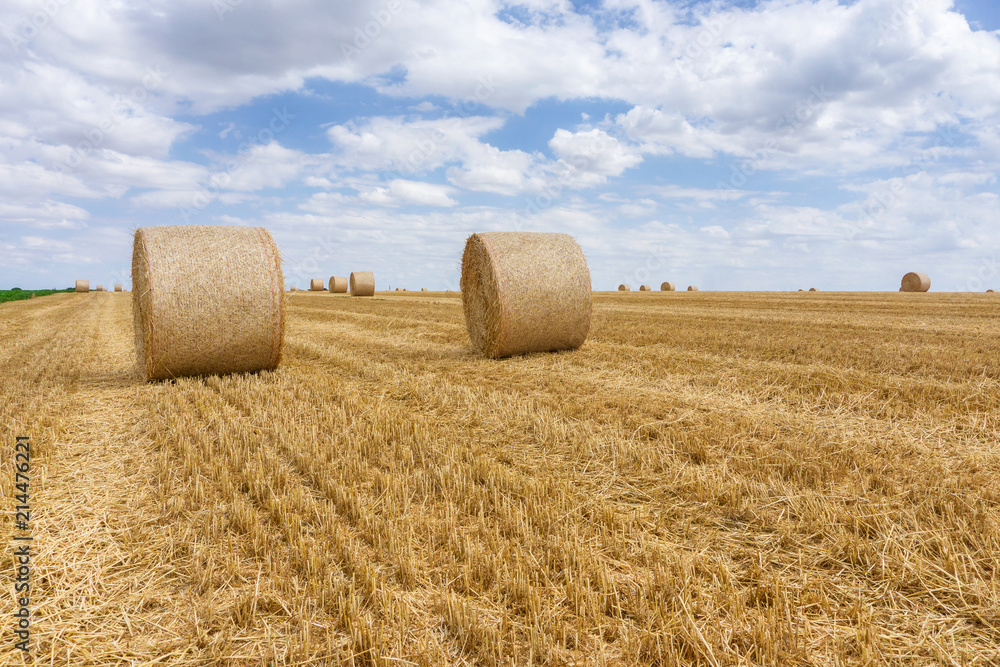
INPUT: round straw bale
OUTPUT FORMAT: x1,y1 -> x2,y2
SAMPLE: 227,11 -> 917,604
132,225 -> 285,381
114,284 -> 123,292
660,282 -> 676,291
329,276 -> 348,293
96,285 -> 104,292
310,278 -> 324,291
900,272 -> 931,292
421,287 -> 428,291
809,287 -> 818,292
395,287 -> 402,291
639,284 -> 651,291
798,289 -> 805,292
75,280 -> 89,293
350,271 -> 375,296
987,289 -> 995,293
687,285 -> 698,291
618,284 -> 631,291
290,286 -> 298,292
460,231 -> 591,358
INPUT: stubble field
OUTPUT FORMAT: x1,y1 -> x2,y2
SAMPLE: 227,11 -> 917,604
1,290 -> 998,666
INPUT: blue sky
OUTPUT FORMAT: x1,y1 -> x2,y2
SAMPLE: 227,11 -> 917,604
2,0 -> 999,291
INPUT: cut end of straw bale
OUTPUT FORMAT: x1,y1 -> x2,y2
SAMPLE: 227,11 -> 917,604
75,280 -> 89,293
618,284 -> 631,291
350,271 -> 375,296
329,276 -> 348,293
460,231 -> 592,359
687,285 -> 699,291
660,282 -> 676,291
639,284 -> 651,291
132,225 -> 285,381
900,272 -> 931,292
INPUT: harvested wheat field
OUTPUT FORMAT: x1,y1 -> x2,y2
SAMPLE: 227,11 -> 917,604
2,290 -> 999,665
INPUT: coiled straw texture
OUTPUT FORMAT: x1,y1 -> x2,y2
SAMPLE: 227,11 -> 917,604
132,225 -> 285,381
350,272 -> 375,296
900,272 -> 931,292
460,231 -> 592,358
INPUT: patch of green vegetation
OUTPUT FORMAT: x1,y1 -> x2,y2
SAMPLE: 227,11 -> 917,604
0,288 -> 75,304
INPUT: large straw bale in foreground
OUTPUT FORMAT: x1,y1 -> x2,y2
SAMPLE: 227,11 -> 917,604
460,232 -> 592,358
329,276 -> 348,293
75,280 -> 89,293
310,278 -> 324,291
661,282 -> 675,291
350,271 -> 375,296
132,225 -> 285,381
900,272 -> 931,292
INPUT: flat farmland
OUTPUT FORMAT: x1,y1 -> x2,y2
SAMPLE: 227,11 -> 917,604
1,290 -> 998,665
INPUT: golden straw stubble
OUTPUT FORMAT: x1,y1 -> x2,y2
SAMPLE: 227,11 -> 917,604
460,231 -> 592,358
900,272 -> 931,292
132,225 -> 285,380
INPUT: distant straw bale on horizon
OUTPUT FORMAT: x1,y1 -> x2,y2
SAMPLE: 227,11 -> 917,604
639,284 -> 651,291
900,272 -> 931,292
687,286 -> 699,291
460,231 -> 591,358
329,276 -> 348,293
114,284 -> 122,292
131,225 -> 285,381
661,282 -> 675,291
75,280 -> 89,293
618,284 -> 631,291
310,278 -> 324,291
